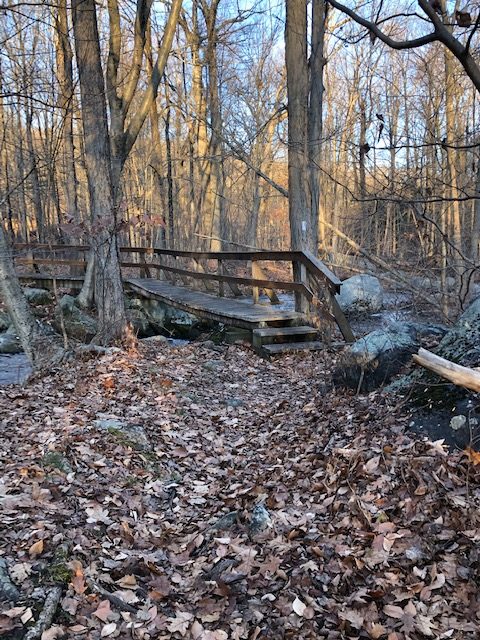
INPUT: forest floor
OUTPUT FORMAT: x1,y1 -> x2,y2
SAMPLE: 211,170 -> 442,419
0,341 -> 479,640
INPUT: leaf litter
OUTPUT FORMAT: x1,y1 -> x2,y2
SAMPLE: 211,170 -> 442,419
0,341 -> 479,639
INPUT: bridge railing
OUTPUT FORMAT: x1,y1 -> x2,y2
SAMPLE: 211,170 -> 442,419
13,244 -> 354,341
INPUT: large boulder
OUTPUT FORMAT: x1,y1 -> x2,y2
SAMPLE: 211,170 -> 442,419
333,322 -> 447,393
336,274 -> 384,316
168,308 -> 199,338
23,287 -> 52,305
54,295 -> 97,342
130,297 -> 200,338
0,327 -> 22,354
389,296 -> 480,405
0,311 -> 11,332
127,308 -> 153,338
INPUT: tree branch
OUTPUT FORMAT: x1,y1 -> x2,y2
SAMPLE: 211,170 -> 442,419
123,0 -> 183,160
327,0 -> 439,49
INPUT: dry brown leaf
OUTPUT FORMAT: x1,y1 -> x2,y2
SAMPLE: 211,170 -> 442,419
28,539 -> 44,557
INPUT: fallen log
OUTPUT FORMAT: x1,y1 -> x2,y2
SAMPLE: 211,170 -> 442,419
413,348 -> 480,393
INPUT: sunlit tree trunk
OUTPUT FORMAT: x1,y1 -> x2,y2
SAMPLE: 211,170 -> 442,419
72,0 -> 127,343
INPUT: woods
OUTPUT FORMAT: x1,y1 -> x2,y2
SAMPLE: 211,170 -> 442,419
1,0 -> 480,299
1,0 -> 480,637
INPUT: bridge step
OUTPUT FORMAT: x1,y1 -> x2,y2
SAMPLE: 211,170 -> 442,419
252,325 -> 318,341
252,324 -> 324,356
262,341 -> 324,356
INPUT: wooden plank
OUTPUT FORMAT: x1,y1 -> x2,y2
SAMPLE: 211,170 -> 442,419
15,244 -> 343,292
18,274 -> 84,289
299,250 -> 342,291
16,258 -> 87,267
218,260 -> 224,297
252,326 -> 318,339
252,261 -> 260,304
262,341 -> 325,356
324,289 -> 355,343
252,263 -> 280,304
126,278 -> 304,328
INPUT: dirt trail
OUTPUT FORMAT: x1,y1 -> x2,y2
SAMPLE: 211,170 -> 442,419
0,343 -> 479,639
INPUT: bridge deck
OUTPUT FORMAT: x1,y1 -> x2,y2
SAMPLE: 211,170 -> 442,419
126,278 -> 304,328
18,274 -> 304,329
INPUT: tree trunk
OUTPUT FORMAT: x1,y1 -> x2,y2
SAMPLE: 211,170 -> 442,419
55,0 -> 79,224
0,223 -> 59,367
285,0 -> 312,253
308,0 -> 326,254
72,0 -> 127,343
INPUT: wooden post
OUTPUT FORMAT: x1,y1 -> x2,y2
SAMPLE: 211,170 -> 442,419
218,259 -> 224,297
139,252 -> 151,279
251,261 -> 280,305
252,261 -> 260,304
193,258 -> 215,291
294,260 -> 309,315
325,287 -> 355,343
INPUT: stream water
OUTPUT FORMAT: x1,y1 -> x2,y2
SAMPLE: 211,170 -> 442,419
0,354 -> 31,385
0,338 -> 189,386
0,291 -> 438,387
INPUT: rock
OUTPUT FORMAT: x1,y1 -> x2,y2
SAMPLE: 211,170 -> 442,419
0,558 -> 20,603
169,309 -> 199,338
0,311 -> 11,331
54,295 -> 97,342
249,504 -> 272,535
23,287 -> 52,305
222,397 -> 245,408
134,298 -> 201,338
202,359 -> 224,372
201,339 -> 224,353
127,309 -> 153,338
334,321 -> 448,393
211,511 -> 239,531
0,328 -> 22,354
94,418 -> 151,451
141,335 -> 168,344
450,415 -> 467,431
336,274 -> 384,316
333,322 -> 420,392
141,299 -> 169,328
389,296 -> 480,403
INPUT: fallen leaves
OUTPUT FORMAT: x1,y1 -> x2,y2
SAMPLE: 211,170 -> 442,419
28,539 -> 44,557
0,342 -> 479,639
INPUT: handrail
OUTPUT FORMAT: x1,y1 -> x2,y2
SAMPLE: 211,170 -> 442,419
13,243 -> 341,292
14,242 -> 354,342
16,258 -> 315,300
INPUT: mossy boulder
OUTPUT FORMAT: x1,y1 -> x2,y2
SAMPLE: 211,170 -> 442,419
54,295 -> 97,342
0,328 -> 22,354
334,322 -> 447,393
23,287 -> 53,305
388,297 -> 480,407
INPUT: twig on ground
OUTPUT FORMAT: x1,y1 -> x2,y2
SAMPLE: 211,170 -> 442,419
23,585 -> 63,640
86,578 -> 139,614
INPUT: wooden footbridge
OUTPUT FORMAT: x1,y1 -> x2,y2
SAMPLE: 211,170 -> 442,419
14,244 -> 354,355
